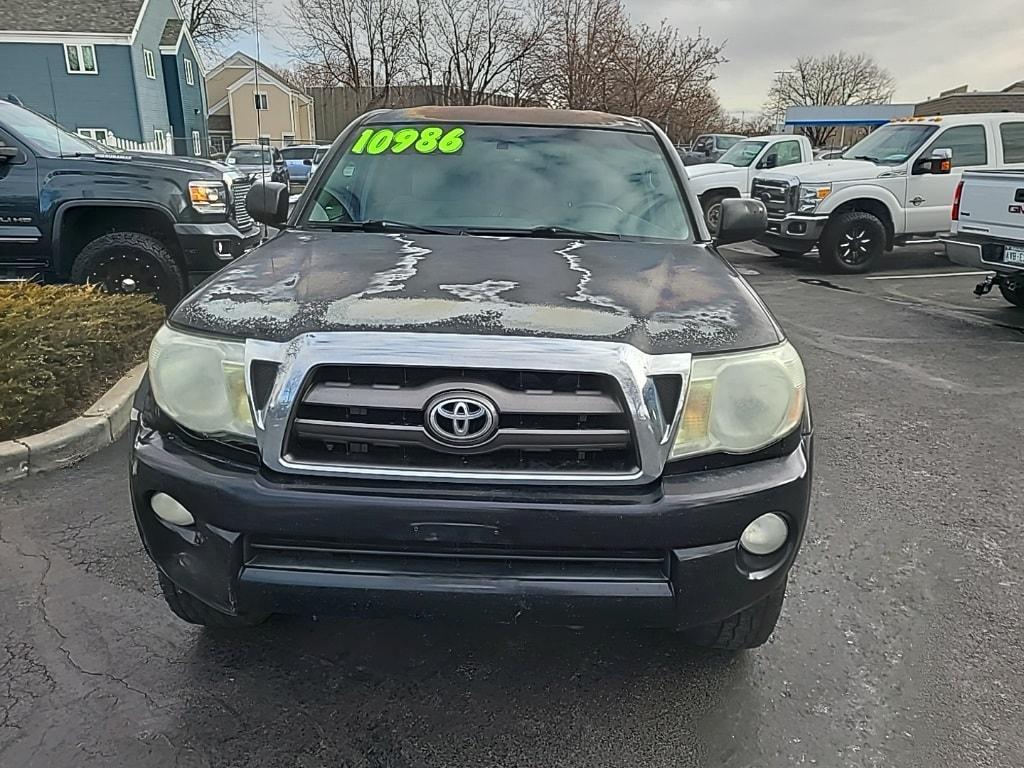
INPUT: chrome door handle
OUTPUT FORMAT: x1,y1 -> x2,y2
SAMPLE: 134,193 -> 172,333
910,196 -> 925,206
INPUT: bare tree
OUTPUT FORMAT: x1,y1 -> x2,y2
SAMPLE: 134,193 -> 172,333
765,52 -> 895,145
179,0 -> 265,53
288,0 -> 411,102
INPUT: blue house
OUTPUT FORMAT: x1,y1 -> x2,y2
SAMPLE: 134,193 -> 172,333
0,0 -> 210,156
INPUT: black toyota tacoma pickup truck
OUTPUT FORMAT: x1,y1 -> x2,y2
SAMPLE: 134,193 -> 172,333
132,106 -> 813,650
0,99 -> 259,306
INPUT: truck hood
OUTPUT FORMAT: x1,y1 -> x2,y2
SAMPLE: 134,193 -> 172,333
95,152 -> 230,177
171,231 -> 782,355
685,162 -> 740,179
757,158 -> 890,184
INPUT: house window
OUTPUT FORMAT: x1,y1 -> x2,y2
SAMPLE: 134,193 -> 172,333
64,44 -> 97,74
144,49 -> 156,79
254,93 -> 269,111
192,130 -> 202,156
282,133 -> 295,146
184,58 -> 194,86
78,128 -> 108,142
154,129 -> 165,146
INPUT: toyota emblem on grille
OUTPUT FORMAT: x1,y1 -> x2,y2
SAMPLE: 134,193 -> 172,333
425,392 -> 498,447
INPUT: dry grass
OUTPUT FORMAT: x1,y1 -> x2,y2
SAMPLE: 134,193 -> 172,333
0,282 -> 164,441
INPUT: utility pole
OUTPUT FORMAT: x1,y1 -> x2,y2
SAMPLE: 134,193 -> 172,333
772,69 -> 794,132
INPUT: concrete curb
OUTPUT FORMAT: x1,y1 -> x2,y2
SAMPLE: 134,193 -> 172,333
0,363 -> 147,484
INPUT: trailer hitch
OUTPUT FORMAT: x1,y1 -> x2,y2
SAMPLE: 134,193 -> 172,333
974,274 -> 999,297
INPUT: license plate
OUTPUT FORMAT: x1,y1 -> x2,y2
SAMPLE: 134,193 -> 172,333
1005,246 -> 1024,265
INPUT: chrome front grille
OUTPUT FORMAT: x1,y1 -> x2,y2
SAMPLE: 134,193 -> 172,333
285,365 -> 640,475
231,180 -> 254,230
751,178 -> 798,218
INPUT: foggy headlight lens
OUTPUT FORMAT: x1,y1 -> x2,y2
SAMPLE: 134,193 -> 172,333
148,325 -> 254,440
671,341 -> 805,460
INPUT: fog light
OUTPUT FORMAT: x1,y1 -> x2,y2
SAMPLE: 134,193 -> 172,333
739,513 -> 788,555
151,493 -> 195,526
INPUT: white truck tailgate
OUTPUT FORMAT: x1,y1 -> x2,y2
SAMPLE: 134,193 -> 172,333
956,170 -> 1024,241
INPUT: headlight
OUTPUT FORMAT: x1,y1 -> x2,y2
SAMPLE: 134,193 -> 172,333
148,325 -> 254,441
670,341 -> 806,460
188,180 -> 228,215
798,183 -> 831,213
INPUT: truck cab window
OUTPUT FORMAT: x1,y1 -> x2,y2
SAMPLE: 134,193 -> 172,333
1000,122 -> 1024,164
922,125 -> 987,168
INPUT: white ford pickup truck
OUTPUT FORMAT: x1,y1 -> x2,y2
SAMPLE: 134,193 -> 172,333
751,114 -> 1024,273
943,168 -> 1024,307
686,135 -> 814,230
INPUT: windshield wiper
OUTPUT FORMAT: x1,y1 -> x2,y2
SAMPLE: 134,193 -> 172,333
851,154 -> 880,163
468,225 -> 619,241
307,220 -> 454,235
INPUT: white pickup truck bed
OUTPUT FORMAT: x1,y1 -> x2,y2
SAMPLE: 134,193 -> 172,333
944,169 -> 1024,305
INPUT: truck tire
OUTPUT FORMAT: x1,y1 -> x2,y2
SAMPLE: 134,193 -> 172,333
818,211 -> 886,274
999,281 -> 1024,307
70,231 -> 187,309
679,580 -> 787,650
158,573 -> 269,628
700,192 -> 728,233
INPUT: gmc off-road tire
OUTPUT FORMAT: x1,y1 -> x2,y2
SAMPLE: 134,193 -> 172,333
679,580 -> 787,650
158,573 -> 269,628
818,211 -> 887,274
70,231 -> 187,309
999,281 -> 1024,308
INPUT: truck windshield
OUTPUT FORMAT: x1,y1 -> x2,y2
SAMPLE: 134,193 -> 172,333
718,140 -> 767,167
716,136 -> 742,151
0,100 -> 99,157
228,149 -> 272,165
842,124 -> 939,166
304,123 -> 691,241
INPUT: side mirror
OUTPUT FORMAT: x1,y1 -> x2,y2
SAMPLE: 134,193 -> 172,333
914,148 -> 953,175
246,180 -> 289,227
713,198 -> 767,246
303,158 -> 313,166
0,143 -> 19,163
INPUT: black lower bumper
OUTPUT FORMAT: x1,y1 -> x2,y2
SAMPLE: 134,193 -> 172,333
174,221 -> 261,276
130,429 -> 813,629
757,214 -> 829,253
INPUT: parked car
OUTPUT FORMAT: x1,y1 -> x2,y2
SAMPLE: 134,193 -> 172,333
226,144 -> 289,185
679,133 -> 744,165
751,113 -> 1024,272
0,99 -> 259,307
814,147 -> 848,161
280,144 -> 321,186
132,105 -> 814,651
308,145 -> 330,180
943,167 -> 1024,306
686,135 -> 814,230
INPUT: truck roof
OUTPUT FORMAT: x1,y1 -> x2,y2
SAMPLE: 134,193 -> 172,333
364,105 -> 649,131
889,113 -> 1024,125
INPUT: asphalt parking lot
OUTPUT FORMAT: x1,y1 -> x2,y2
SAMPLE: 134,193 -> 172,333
2,241 -> 1023,768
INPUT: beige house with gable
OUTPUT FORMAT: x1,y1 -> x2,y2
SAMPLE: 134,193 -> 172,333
205,51 -> 314,155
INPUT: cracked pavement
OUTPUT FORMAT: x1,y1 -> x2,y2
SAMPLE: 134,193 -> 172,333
2,243 -> 1023,767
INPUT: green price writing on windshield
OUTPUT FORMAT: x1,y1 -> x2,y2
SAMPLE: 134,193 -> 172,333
350,126 -> 465,155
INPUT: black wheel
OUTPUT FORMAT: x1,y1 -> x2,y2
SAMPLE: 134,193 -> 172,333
70,231 -> 186,309
818,211 -> 886,274
768,248 -> 809,259
158,573 -> 269,628
701,192 -> 728,233
998,281 -> 1024,307
679,581 -> 787,650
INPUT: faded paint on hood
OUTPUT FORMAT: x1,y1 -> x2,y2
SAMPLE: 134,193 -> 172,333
171,231 -> 782,355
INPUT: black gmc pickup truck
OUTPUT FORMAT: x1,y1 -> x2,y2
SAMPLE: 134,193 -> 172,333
132,106 -> 813,650
0,100 -> 259,306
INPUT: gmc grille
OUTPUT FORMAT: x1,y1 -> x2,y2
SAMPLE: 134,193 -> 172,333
231,180 -> 254,231
284,365 -> 640,475
751,178 -> 798,217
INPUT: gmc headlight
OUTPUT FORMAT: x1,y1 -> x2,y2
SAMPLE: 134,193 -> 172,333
671,342 -> 806,460
188,180 -> 228,215
798,183 -> 831,213
148,325 -> 254,441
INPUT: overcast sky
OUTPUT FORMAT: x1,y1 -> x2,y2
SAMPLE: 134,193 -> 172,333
241,0 -> 1023,115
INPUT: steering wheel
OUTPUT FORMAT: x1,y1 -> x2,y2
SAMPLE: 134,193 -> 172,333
310,187 -> 358,222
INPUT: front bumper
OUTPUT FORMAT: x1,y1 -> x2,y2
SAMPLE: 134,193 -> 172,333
757,214 -> 829,251
130,426 -> 813,629
174,222 -> 262,277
